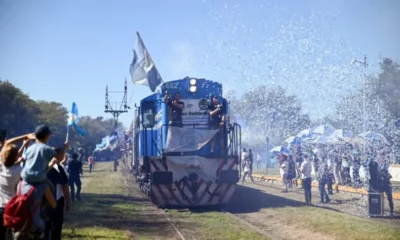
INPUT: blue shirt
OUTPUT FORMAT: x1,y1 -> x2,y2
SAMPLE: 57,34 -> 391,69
21,143 -> 56,183
67,159 -> 82,177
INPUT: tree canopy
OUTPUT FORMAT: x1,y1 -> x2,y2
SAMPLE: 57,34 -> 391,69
0,79 -> 124,156
228,85 -> 311,148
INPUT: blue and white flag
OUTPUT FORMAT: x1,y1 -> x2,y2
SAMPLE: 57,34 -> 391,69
67,102 -> 86,136
129,32 -> 162,92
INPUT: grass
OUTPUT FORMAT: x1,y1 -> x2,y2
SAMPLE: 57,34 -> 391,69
62,162 -> 270,240
167,210 -> 270,240
62,162 -> 136,240
265,206 -> 400,240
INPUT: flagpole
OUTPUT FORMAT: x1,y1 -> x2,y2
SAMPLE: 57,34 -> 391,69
136,31 -> 164,83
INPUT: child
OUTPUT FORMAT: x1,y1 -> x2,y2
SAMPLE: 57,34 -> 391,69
18,125 -> 68,238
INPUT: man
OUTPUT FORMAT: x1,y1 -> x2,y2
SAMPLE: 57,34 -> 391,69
248,149 -> 254,173
208,96 -> 226,154
67,153 -> 82,202
164,92 -> 184,127
378,161 -> 394,216
300,154 -> 312,204
256,153 -> 261,170
317,159 -> 330,203
44,149 -> 71,240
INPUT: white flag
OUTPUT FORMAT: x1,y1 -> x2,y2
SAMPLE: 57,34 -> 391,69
129,32 -> 162,92
164,127 -> 219,153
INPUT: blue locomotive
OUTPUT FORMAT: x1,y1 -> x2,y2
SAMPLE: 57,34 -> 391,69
131,77 -> 241,207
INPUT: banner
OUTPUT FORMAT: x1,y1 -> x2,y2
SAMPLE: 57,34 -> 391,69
164,126 -> 219,152
180,98 -> 210,124
167,156 -> 221,182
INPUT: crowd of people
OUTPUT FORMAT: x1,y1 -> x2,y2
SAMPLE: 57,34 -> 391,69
277,142 -> 395,216
0,125 -> 89,240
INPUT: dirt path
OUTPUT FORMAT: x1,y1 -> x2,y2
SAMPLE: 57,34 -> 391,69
120,167 -> 185,240
224,184 -> 335,240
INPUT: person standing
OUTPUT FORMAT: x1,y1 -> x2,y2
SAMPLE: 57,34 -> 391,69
300,154 -> 312,204
317,159 -> 330,203
164,92 -> 184,127
378,161 -> 394,216
256,153 -> 261,170
280,154 -> 289,193
67,153 -> 82,202
88,155 -> 94,173
44,159 -> 71,240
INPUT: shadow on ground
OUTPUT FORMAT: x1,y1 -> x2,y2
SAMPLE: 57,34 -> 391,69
224,184 -> 344,214
64,192 -> 190,234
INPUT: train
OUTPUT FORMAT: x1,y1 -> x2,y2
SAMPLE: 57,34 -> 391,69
130,77 -> 242,207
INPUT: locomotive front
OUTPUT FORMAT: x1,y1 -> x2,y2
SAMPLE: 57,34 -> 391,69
133,77 -> 241,207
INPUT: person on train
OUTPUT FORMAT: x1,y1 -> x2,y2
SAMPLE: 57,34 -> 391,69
164,92 -> 184,127
208,95 -> 226,154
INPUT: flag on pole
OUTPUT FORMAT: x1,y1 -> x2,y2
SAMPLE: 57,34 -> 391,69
67,102 -> 87,136
129,32 -> 162,92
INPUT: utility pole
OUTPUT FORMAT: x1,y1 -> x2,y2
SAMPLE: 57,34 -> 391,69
352,55 -> 368,185
105,78 -> 130,128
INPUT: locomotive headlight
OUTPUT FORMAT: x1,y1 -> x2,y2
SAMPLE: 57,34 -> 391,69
189,86 -> 197,92
190,78 -> 197,85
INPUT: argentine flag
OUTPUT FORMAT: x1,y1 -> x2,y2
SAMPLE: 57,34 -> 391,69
67,102 -> 86,136
129,32 -> 162,92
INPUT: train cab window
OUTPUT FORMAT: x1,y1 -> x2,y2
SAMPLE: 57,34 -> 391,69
142,102 -> 155,128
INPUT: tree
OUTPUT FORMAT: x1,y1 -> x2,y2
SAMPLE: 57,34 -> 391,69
36,101 -> 69,146
371,58 -> 400,119
0,79 -> 125,159
69,116 -> 124,160
228,85 -> 311,148
0,79 -> 39,136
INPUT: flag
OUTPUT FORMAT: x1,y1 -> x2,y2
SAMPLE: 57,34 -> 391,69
67,102 -> 87,136
129,32 -> 162,92
164,127 -> 219,153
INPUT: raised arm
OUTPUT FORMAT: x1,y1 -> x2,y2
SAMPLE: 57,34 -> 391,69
4,133 -> 35,147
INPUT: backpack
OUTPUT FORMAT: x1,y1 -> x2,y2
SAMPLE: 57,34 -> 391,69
3,181 -> 40,232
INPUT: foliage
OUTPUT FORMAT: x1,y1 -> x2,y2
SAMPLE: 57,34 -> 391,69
0,80 -> 40,136
36,100 -> 69,146
331,58 -> 399,135
228,85 -> 311,147
0,79 -> 124,154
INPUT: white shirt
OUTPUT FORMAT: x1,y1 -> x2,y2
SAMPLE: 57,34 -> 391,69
0,162 -> 22,207
280,161 -> 289,175
327,159 -> 334,174
300,160 -> 312,179
242,152 -> 249,161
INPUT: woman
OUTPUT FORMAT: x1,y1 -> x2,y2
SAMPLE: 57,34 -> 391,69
0,133 -> 35,239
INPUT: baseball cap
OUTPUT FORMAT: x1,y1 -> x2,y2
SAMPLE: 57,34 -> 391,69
35,125 -> 52,139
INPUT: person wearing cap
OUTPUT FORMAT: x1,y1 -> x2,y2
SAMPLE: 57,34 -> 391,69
18,125 -> 68,238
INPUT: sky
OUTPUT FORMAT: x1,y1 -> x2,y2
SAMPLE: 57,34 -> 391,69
1,0 -> 399,128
